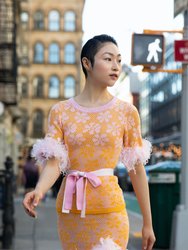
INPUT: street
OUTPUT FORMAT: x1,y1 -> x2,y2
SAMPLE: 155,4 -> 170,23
0,191 -> 167,250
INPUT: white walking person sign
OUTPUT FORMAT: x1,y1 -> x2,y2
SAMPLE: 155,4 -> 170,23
146,38 -> 162,63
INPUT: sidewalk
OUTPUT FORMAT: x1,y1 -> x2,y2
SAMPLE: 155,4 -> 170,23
7,192 -> 167,250
12,195 -> 61,250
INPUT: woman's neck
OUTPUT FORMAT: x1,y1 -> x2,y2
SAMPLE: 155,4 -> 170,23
74,83 -> 113,107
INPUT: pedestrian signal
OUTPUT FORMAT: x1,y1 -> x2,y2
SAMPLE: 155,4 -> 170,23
131,33 -> 164,66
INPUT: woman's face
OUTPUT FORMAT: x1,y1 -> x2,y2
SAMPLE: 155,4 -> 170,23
90,42 -> 122,87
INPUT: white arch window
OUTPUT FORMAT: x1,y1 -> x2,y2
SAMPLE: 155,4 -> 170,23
64,43 -> 75,64
20,11 -> 29,29
64,76 -> 76,98
34,42 -> 44,63
19,76 -> 28,98
33,76 -> 43,97
49,43 -> 60,64
49,75 -> 60,98
64,11 -> 76,31
48,10 -> 60,31
34,11 -> 44,30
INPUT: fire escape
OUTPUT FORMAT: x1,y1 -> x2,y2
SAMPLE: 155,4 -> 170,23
0,0 -> 17,105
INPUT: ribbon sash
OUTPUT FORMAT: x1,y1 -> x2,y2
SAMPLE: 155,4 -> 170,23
62,171 -> 102,218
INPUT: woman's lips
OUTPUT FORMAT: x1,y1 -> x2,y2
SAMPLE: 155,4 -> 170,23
109,74 -> 118,80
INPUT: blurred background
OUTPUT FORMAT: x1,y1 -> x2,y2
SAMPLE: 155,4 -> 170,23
0,0 -> 187,249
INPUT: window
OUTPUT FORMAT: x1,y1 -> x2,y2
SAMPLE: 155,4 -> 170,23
33,76 -> 43,97
64,43 -> 75,64
64,76 -> 76,98
48,10 -> 60,31
33,110 -> 44,138
20,109 -> 28,135
64,11 -> 76,31
0,49 -> 12,69
34,11 -> 44,30
19,44 -> 29,64
18,76 -> 28,98
49,76 -> 60,98
20,11 -> 29,29
34,42 -> 44,63
49,43 -> 60,64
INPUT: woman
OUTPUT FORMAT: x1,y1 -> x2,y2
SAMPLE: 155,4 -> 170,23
23,34 -> 155,250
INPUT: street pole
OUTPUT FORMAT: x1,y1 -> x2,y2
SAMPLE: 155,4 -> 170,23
170,9 -> 188,250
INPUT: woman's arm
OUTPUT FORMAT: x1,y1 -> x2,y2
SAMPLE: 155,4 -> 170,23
35,158 -> 60,194
128,163 -> 156,250
23,158 -> 61,218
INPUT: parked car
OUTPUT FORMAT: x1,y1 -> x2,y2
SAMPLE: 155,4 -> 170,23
114,163 -> 133,192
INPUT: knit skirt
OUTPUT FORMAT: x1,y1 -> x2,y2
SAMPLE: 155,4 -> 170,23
57,209 -> 129,250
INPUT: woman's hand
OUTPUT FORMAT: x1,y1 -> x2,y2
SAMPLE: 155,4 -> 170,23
142,225 -> 156,250
22,189 -> 43,218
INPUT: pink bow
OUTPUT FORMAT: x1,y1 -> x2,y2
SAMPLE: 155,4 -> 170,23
62,171 -> 102,218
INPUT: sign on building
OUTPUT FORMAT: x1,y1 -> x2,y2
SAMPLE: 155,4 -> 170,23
174,0 -> 188,17
174,40 -> 188,62
131,33 -> 165,67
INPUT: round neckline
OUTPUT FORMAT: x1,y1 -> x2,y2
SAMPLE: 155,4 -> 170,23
69,96 -> 117,113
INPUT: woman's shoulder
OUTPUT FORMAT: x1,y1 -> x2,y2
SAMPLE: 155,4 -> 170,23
50,99 -> 72,112
115,97 -> 138,113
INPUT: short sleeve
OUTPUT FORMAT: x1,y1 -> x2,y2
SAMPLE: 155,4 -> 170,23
31,103 -> 69,172
119,105 -> 152,172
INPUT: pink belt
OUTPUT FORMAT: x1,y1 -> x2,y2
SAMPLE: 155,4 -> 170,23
62,168 -> 114,218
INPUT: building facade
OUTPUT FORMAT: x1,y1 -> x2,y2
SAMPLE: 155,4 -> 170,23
17,0 -> 85,143
140,35 -> 182,162
0,0 -> 23,170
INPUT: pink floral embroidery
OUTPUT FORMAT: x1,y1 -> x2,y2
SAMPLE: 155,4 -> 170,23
97,111 -> 112,123
47,124 -> 57,137
75,112 -> 90,123
115,138 -> 123,149
68,133 -> 86,145
61,112 -> 69,123
107,122 -> 121,136
118,112 -> 126,124
64,101 -> 76,112
132,126 -> 141,138
51,102 -> 62,113
119,139 -> 152,172
114,100 -> 126,112
93,134 -> 109,146
64,123 -> 77,135
83,123 -> 101,134
126,116 -> 136,130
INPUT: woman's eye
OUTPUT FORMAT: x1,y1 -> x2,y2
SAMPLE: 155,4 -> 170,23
118,59 -> 122,63
105,58 -> 111,61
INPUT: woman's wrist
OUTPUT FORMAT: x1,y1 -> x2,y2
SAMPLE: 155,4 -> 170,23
35,185 -> 45,198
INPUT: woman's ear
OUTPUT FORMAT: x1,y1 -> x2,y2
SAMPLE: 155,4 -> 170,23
82,57 -> 91,71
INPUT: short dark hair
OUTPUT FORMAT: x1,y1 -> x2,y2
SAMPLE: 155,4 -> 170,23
80,34 -> 118,77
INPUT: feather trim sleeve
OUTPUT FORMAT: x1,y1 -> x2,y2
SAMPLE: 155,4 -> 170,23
31,136 -> 69,173
119,138 -> 152,172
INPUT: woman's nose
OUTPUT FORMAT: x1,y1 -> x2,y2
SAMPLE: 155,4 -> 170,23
112,62 -> 120,71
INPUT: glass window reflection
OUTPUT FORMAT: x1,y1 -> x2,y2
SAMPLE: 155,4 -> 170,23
64,43 -> 75,64
48,10 -> 60,31
49,43 -> 60,64
64,11 -> 76,31
49,76 -> 60,98
64,76 -> 75,98
34,42 -> 44,63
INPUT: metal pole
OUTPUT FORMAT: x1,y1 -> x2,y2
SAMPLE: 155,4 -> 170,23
170,9 -> 188,250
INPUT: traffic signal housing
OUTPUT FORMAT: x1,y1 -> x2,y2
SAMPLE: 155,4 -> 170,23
131,33 -> 165,67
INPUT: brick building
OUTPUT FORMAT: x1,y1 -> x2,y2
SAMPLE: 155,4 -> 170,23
17,0 -> 85,143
